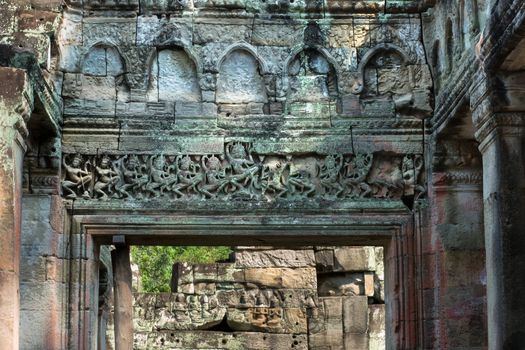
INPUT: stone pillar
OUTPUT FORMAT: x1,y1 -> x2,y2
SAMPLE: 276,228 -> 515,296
426,136 -> 486,348
111,244 -> 133,350
476,111 -> 525,349
0,67 -> 32,350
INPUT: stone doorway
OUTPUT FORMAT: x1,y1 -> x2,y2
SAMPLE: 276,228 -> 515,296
66,205 -> 420,350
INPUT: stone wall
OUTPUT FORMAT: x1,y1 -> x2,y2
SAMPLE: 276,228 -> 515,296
420,1 -> 490,348
3,0 -> 525,347
108,246 -> 385,349
19,195 -> 67,349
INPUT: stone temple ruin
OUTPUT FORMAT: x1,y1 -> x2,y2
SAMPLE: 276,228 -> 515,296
1,0 -> 525,349
105,246 -> 386,349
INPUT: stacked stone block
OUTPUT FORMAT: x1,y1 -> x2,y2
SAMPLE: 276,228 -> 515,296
113,246 -> 385,349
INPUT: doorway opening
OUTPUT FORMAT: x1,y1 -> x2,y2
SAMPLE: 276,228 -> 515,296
98,245 -> 387,350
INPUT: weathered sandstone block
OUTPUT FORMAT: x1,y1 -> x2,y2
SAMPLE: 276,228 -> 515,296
244,267 -> 317,289
318,272 -> 365,296
235,249 -> 316,268
334,247 -> 376,272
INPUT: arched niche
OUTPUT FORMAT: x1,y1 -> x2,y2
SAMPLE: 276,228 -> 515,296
82,45 -> 125,77
360,47 -> 408,98
78,44 -> 127,102
353,44 -> 433,118
286,48 -> 338,103
216,49 -> 267,104
148,48 -> 201,102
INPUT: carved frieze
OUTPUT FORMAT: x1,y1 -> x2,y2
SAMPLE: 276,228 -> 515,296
61,142 -> 423,201
134,293 -> 226,332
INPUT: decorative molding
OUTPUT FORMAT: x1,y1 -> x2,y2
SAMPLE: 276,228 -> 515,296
432,171 -> 482,186
475,112 -> 525,149
478,0 -> 525,71
24,173 -> 60,194
430,53 -> 478,134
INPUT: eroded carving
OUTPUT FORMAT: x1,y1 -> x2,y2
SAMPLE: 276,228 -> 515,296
352,43 -> 432,118
287,49 -> 338,103
216,49 -> 268,105
152,293 -> 226,331
148,48 -> 201,102
62,143 -> 422,202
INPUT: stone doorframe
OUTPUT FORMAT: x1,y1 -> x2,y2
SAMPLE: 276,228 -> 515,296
65,202 -> 423,350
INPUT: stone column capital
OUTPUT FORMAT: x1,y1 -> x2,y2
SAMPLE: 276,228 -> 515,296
470,69 -> 525,151
475,112 -> 525,152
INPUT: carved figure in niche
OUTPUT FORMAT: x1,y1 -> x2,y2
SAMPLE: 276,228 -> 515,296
93,155 -> 119,200
173,293 -> 191,323
199,155 -> 226,198
363,49 -> 407,98
239,291 -> 249,306
260,157 -> 288,199
62,154 -> 92,199
200,295 -> 211,318
340,153 -> 373,198
188,295 -> 201,320
150,49 -> 201,103
251,294 -> 269,327
267,307 -> 282,327
82,46 -> 124,77
171,155 -> 203,197
115,155 -> 148,199
285,158 -> 317,198
174,293 -> 186,309
145,155 -> 177,197
319,155 -> 343,197
224,142 -> 260,195
216,50 -> 268,104
267,295 -> 283,327
287,49 -> 338,103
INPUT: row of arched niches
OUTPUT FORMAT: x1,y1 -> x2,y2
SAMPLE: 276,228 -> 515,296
66,0 -> 417,16
62,42 -> 432,121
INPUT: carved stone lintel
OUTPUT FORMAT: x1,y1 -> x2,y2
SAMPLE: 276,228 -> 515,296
61,142 -> 424,202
